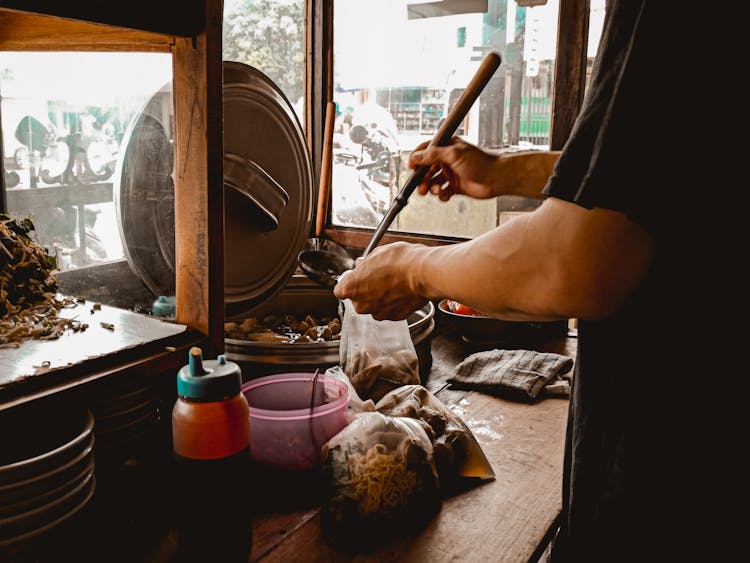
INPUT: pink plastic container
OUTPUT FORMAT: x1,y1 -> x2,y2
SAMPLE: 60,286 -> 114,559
241,373 -> 349,471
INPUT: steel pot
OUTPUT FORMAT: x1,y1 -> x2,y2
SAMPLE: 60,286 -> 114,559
225,275 -> 435,382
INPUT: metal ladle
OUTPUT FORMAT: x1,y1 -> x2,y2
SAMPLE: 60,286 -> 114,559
298,101 -> 355,287
299,51 -> 502,288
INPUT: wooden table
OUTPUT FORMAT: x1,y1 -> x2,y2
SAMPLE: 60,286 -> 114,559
0,324 -> 575,563
141,327 -> 576,563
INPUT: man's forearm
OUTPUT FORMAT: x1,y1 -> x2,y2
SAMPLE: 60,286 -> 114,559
491,151 -> 561,199
411,197 -> 655,322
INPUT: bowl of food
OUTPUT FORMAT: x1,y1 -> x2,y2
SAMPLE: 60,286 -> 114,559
241,372 -> 349,472
437,299 -> 566,344
225,275 -> 435,381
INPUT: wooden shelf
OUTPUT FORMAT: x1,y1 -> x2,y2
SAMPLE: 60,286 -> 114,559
387,91 -> 446,133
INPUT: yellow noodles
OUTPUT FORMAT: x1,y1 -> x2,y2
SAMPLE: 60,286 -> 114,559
345,443 -> 419,514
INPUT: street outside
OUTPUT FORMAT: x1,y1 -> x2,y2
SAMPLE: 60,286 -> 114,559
331,129 -> 431,229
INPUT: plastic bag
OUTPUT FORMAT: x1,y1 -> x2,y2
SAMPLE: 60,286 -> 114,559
324,365 -> 376,417
376,385 -> 495,485
324,365 -> 495,484
320,412 -> 441,547
339,298 -> 420,403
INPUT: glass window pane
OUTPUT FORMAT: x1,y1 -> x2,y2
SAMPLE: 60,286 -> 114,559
223,0 -> 305,125
1,52 -> 173,313
332,0 -> 559,238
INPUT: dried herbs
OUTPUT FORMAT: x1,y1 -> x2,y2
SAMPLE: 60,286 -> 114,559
0,214 -> 87,348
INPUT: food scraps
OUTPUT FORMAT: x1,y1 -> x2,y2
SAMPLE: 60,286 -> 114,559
0,214 -> 88,347
224,313 -> 341,344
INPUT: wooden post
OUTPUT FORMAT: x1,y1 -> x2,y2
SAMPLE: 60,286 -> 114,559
172,0 -> 224,353
306,0 -> 333,208
550,0 -> 590,150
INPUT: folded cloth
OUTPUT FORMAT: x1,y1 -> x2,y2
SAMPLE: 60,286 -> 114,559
448,349 -> 574,401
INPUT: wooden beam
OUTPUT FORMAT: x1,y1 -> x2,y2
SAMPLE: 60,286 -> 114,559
0,10 -> 174,52
0,1 -> 204,37
325,227 -> 459,255
172,0 -> 224,354
550,0 -> 590,150
304,0 -> 313,155
5,183 -> 113,209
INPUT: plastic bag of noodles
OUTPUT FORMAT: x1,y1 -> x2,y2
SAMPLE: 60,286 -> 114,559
320,412 -> 441,548
376,385 -> 495,488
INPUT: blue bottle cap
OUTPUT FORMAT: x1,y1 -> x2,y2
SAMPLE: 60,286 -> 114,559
152,295 -> 176,318
176,347 -> 242,401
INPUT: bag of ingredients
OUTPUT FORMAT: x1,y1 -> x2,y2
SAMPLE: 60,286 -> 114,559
339,298 -> 420,403
320,412 -> 441,548
376,385 -> 495,486
324,365 -> 377,417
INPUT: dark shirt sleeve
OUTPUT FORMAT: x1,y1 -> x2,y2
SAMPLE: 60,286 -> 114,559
542,1 -> 670,239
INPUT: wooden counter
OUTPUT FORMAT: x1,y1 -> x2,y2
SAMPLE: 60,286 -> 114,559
237,329 -> 576,563
151,327 -> 575,563
245,395 -> 569,563
1,325 -> 576,563
0,299 -> 193,414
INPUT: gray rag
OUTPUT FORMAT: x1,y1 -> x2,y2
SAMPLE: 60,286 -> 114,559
448,348 -> 574,400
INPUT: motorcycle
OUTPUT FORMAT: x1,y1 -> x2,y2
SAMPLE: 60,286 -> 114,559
334,121 -> 398,220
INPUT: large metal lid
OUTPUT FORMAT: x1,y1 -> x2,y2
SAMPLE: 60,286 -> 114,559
115,61 -> 313,319
222,62 -> 313,319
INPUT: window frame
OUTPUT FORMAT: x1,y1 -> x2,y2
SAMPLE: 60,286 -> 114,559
310,0 -> 592,252
0,1 -> 224,412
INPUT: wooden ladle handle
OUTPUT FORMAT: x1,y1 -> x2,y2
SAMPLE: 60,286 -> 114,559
315,101 -> 337,238
362,51 -> 502,257
430,50 -> 502,148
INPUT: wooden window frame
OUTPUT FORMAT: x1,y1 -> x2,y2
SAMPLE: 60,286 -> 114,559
0,1 -> 224,411
309,0 -> 592,252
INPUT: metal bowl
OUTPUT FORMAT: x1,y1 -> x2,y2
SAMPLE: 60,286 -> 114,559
437,299 -> 566,345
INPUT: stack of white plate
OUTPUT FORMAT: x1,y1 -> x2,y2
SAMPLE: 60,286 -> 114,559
0,409 -> 96,551
91,377 -> 160,461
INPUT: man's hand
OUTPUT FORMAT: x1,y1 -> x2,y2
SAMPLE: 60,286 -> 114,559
409,138 -> 500,201
410,138 -> 561,201
333,242 -> 430,321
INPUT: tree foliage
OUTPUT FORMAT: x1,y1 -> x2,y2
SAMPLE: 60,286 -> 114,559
222,0 -> 304,104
